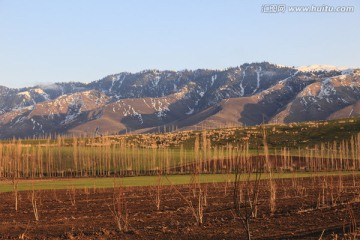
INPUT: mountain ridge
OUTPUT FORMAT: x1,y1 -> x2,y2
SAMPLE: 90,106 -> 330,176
1,62 -> 359,139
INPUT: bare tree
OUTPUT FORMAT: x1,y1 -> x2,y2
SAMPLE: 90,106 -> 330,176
263,128 -> 276,215
31,184 -> 39,221
108,183 -> 129,232
166,172 -> 206,226
11,170 -> 19,212
154,170 -> 162,211
233,143 -> 262,240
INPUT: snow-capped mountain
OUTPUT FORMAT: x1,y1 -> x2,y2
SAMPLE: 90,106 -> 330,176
296,64 -> 353,73
0,62 -> 359,138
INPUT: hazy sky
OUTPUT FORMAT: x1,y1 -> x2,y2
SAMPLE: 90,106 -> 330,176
1,0 -> 359,88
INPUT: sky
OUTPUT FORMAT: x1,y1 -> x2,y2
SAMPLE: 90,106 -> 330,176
0,0 -> 359,88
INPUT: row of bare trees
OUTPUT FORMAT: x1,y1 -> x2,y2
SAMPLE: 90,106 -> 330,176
1,132 -> 360,179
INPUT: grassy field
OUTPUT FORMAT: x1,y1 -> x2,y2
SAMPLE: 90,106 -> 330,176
1,171 -> 359,193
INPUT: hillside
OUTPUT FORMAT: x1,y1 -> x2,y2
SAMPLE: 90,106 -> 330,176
113,116 -> 360,149
11,116 -> 360,152
0,62 -> 359,139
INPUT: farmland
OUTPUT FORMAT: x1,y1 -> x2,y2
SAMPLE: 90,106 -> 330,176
1,117 -> 360,239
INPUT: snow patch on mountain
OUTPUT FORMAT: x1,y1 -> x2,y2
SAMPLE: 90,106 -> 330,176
33,88 -> 50,100
341,69 -> 354,75
174,86 -> 190,100
142,99 -> 152,109
61,97 -> 83,125
109,75 -> 120,93
122,104 -> 143,124
30,118 -> 44,133
297,64 -> 352,72
239,66 -> 249,96
150,98 -> 170,118
211,74 -> 217,87
318,78 -> 336,99
17,91 -> 31,99
152,76 -> 161,87
252,66 -> 262,94
186,107 -> 194,115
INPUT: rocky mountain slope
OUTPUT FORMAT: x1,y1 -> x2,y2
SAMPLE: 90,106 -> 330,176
0,62 -> 359,138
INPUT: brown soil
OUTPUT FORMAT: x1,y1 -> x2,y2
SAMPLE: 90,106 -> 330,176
1,175 -> 360,239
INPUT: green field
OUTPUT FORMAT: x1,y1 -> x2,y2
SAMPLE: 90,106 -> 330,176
1,171 -> 359,193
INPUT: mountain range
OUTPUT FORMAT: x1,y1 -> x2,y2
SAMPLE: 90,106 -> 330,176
1,62 -> 359,139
